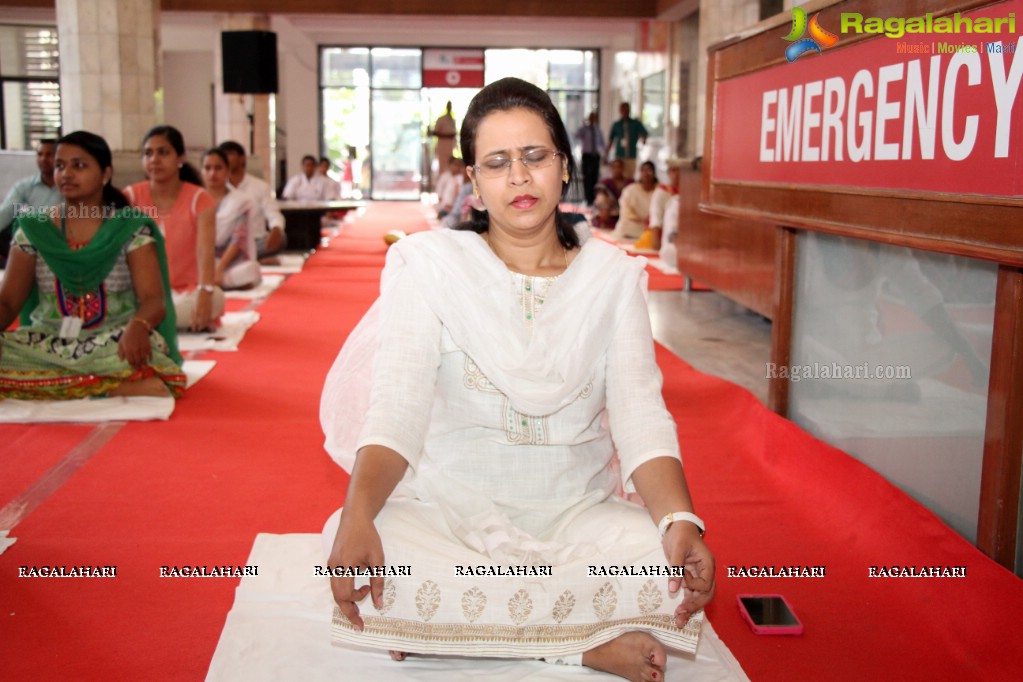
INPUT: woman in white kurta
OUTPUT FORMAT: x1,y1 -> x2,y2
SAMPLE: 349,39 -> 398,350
321,78 -> 714,682
201,149 -> 261,290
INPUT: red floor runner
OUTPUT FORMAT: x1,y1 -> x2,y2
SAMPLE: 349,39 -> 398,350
0,424 -> 96,512
2,202 -> 1020,679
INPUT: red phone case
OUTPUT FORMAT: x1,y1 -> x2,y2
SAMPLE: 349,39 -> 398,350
736,594 -> 804,635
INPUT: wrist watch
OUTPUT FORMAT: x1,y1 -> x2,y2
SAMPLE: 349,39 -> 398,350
658,511 -> 705,538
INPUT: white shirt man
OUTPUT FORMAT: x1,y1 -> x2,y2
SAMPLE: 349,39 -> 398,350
219,140 -> 287,256
282,155 -> 333,201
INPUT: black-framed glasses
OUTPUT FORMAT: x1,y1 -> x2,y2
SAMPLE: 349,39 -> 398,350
473,148 -> 563,179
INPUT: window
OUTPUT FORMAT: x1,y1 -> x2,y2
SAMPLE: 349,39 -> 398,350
320,46 -> 599,201
0,25 -> 61,150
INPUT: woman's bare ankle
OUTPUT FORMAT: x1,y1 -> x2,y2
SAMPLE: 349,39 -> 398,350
582,632 -> 666,682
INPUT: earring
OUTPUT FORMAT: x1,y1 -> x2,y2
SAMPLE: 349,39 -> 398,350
563,169 -> 570,183
473,185 -> 480,199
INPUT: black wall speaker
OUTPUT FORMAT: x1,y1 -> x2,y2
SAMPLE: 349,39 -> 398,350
222,31 -> 278,94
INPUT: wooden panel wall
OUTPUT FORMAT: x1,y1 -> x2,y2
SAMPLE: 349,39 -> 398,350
674,169 -> 777,319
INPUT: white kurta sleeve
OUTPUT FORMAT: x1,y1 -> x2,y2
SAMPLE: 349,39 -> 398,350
604,280 -> 681,492
356,261 -> 442,469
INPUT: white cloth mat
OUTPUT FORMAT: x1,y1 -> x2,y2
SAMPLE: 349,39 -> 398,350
0,360 -> 215,423
178,311 -> 260,352
184,359 -> 216,387
223,274 -> 285,300
260,254 -> 307,275
206,533 -> 749,682
0,530 -> 16,556
0,395 -> 175,422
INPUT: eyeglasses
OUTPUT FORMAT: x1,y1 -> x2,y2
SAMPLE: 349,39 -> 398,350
473,148 -> 563,179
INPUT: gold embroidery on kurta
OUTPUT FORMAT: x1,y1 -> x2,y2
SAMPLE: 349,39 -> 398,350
333,609 -> 704,649
374,578 -> 396,615
592,582 -> 618,621
508,588 -> 534,625
552,590 -> 576,624
416,580 -> 441,622
637,579 -> 663,615
461,586 -> 487,623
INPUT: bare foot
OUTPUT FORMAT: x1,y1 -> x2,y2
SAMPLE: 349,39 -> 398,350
388,650 -> 407,661
582,632 -> 666,682
108,376 -> 170,398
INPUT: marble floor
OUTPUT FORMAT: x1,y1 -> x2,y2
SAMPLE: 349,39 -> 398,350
647,289 -> 772,405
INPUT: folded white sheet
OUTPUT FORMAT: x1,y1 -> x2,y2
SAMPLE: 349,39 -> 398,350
178,311 -> 260,352
0,360 -> 215,424
0,530 -> 16,556
206,533 -> 749,682
260,254 -> 307,275
223,274 -> 286,300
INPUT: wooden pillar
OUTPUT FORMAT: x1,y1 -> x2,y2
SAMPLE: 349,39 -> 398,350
768,227 -> 797,416
978,266 -> 1023,570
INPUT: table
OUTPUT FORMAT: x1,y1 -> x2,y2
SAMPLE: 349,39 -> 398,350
279,200 -> 367,251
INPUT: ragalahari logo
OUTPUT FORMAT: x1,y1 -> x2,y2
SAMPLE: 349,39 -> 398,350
783,7 -> 839,62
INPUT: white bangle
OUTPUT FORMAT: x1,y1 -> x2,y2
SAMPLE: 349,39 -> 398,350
658,512 -> 705,538
197,284 -> 215,293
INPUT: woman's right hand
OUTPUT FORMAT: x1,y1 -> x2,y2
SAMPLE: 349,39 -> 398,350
328,511 -> 385,631
191,289 -> 213,332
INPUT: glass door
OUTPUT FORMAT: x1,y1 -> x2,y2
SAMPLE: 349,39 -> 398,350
370,88 -> 423,200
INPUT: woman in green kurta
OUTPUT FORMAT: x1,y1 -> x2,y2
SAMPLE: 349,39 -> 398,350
0,131 -> 184,400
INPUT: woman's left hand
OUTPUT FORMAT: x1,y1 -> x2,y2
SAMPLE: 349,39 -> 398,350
191,289 -> 213,332
118,319 -> 152,369
662,523 -> 715,627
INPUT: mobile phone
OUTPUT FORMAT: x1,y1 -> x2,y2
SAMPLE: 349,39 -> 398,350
736,594 -> 804,635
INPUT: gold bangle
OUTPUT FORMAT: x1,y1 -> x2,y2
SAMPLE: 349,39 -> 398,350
131,316 -> 153,333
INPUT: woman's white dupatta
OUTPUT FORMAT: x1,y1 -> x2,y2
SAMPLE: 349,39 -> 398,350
320,224 -> 647,475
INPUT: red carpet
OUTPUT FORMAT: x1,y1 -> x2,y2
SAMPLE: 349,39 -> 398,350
2,201 -> 1020,680
0,424 -> 95,514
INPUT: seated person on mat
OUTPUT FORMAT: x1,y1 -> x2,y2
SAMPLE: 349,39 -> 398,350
218,140 -> 287,260
591,183 -> 619,229
637,158 -> 683,252
434,156 -> 466,219
282,155 -> 333,202
320,77 -> 714,682
0,131 -> 184,400
611,161 -> 658,242
125,125 -> 224,332
596,157 -> 633,202
201,148 -> 261,291
0,138 -> 61,268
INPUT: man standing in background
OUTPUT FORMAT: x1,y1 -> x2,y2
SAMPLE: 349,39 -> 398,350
0,138 -> 60,267
429,101 -> 457,188
605,102 -> 647,180
574,111 -> 605,206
